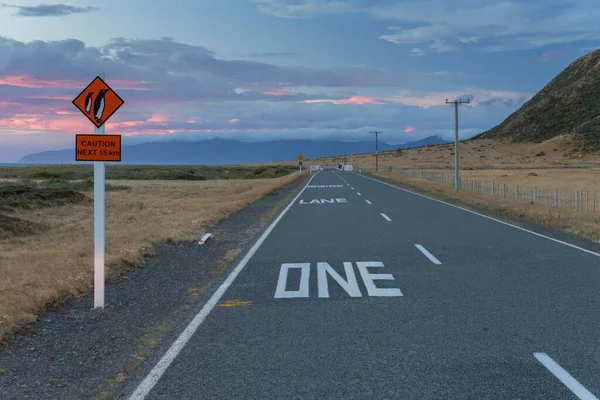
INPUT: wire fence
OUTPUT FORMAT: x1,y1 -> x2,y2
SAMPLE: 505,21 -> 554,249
357,166 -> 600,214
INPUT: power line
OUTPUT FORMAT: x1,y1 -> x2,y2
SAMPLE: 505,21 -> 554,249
370,130 -> 382,171
445,98 -> 470,192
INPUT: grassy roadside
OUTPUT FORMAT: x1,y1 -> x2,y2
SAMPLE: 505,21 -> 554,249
0,164 -> 296,181
371,171 -> 600,242
0,171 -> 304,342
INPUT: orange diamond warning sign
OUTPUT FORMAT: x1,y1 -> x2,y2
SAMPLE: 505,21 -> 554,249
72,76 -> 124,128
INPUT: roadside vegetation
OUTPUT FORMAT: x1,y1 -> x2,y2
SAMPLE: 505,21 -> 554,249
0,165 -> 302,342
0,164 -> 296,181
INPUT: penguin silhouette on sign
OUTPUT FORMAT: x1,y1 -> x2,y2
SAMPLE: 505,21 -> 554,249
84,92 -> 94,114
93,89 -> 108,123
73,76 -> 124,128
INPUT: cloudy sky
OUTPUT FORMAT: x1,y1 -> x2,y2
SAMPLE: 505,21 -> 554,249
0,0 -> 598,162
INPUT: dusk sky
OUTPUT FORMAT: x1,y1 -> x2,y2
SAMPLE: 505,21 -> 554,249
0,0 -> 599,162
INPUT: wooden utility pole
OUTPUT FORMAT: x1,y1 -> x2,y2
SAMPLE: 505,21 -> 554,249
370,130 -> 382,171
445,99 -> 470,192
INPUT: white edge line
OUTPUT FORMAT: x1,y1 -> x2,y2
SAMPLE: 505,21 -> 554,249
128,171 -> 321,400
414,244 -> 442,265
366,200 -> 372,204
357,192 -> 361,196
352,172 -> 600,258
380,213 -> 392,222
534,353 -> 599,400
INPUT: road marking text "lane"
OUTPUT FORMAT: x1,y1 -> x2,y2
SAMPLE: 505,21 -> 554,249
298,198 -> 348,204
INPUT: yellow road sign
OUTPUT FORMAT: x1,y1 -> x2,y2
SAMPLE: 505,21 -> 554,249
298,153 -> 304,161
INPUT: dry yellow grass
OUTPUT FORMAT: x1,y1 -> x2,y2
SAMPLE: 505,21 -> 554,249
372,171 -> 600,242
0,172 -> 301,340
289,136 -> 600,194
309,136 -> 600,171
366,167 -> 600,193
443,168 -> 600,192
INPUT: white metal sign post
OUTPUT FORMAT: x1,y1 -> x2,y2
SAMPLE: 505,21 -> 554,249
94,118 -> 106,308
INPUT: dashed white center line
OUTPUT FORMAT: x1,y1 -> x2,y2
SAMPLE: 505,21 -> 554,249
534,353 -> 599,400
380,213 -> 392,222
414,244 -> 442,265
357,192 -> 361,195
366,200 -> 372,204
350,187 -> 354,189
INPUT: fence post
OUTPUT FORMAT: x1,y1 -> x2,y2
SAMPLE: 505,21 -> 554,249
533,187 -> 538,205
586,191 -> 589,213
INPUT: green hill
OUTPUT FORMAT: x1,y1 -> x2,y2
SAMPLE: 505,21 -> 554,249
475,48 -> 600,150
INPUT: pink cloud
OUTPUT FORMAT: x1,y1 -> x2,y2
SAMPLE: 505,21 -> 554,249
0,113 -> 90,132
27,95 -> 75,101
0,75 -> 152,91
404,126 -> 415,133
538,47 -> 571,62
147,113 -> 169,125
229,118 -> 239,123
263,90 -> 296,96
303,96 -> 381,105
0,101 -> 23,110
0,75 -> 83,89
109,120 -> 146,129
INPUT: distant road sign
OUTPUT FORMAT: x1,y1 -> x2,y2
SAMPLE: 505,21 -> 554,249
299,161 -> 303,167
75,134 -> 122,162
72,76 -> 124,129
298,154 -> 304,162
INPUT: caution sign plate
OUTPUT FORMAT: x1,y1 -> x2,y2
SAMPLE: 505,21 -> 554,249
75,134 -> 122,162
72,76 -> 124,129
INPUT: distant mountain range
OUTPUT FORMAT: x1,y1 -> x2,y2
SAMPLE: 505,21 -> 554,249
17,136 -> 450,165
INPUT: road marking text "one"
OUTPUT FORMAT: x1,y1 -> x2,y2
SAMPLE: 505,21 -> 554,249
274,262 -> 402,298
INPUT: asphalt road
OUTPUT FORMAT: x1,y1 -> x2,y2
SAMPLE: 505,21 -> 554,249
123,168 -> 600,400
